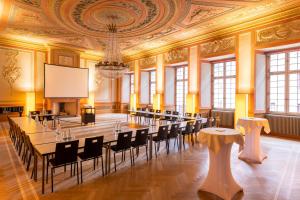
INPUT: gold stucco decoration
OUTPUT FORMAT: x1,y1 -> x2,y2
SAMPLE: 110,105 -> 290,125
1,50 -> 21,94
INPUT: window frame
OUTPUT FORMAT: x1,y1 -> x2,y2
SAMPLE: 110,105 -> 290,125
149,70 -> 156,104
211,59 -> 236,110
175,65 -> 188,113
266,48 -> 300,115
129,73 -> 134,95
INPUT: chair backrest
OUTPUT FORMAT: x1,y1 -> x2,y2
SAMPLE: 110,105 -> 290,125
157,125 -> 169,140
166,110 -> 171,114
185,121 -> 194,133
172,111 -> 179,120
149,108 -> 155,112
169,123 -> 180,138
116,131 -> 133,150
54,140 -> 79,165
172,111 -> 179,115
134,128 -> 149,146
185,113 -> 192,117
194,120 -> 202,133
83,136 -> 104,158
156,109 -> 161,113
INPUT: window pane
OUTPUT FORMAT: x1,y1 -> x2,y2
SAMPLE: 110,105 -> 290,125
130,74 -> 134,94
214,63 -> 224,77
226,61 -> 236,76
225,78 -> 235,109
270,53 -> 285,72
270,74 -> 285,112
213,79 -> 224,108
289,51 -> 300,71
289,73 -> 300,112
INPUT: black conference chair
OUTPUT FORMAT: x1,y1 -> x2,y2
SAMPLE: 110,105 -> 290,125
78,136 -> 104,183
172,111 -> 179,121
182,121 -> 194,147
131,128 -> 149,161
111,131 -> 133,172
193,119 -> 202,140
153,125 -> 169,157
164,110 -> 172,122
167,123 -> 180,152
48,140 -> 79,192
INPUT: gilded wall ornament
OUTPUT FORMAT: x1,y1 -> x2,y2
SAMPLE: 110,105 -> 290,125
1,50 -> 22,94
200,37 -> 235,57
139,56 -> 157,68
164,48 -> 188,64
256,19 -> 300,45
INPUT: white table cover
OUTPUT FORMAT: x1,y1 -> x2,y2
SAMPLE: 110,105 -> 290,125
237,117 -> 270,163
199,128 -> 244,200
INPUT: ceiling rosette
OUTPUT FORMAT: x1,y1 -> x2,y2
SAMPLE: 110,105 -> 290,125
42,0 -> 183,40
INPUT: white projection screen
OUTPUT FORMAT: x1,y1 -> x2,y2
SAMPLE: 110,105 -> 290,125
44,64 -> 89,98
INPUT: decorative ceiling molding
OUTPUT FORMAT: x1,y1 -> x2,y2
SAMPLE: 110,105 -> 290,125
256,18 -> 300,46
0,0 -> 300,61
200,36 -> 236,58
164,48 -> 188,64
139,56 -> 157,69
124,5 -> 300,61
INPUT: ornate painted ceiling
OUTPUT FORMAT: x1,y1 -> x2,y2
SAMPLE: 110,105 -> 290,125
0,0 -> 299,57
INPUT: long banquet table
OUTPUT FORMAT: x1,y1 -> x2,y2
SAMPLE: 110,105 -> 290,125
11,117 -> 53,134
128,110 -> 197,121
11,116 -> 207,194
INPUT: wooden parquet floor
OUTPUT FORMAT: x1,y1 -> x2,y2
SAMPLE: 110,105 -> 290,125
1,116 -> 300,200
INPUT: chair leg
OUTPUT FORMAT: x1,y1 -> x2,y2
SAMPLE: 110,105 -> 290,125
80,161 -> 83,183
154,142 -> 157,158
145,145 -> 148,161
51,168 -> 54,192
136,147 -> 139,157
114,153 -> 117,172
131,149 -> 135,165
46,155 -> 49,184
129,149 -> 133,166
76,163 -> 79,184
26,153 -> 32,171
70,164 -> 73,177
93,158 -> 96,170
101,156 -> 104,176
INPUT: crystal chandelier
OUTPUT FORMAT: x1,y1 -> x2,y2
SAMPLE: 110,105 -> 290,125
95,24 -> 129,79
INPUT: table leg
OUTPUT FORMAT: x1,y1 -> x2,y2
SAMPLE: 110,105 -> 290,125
42,155 -> 45,194
179,130 -> 182,151
34,153 -> 38,181
149,135 -> 153,160
199,143 -> 242,199
108,143 -> 111,174
238,128 -> 267,163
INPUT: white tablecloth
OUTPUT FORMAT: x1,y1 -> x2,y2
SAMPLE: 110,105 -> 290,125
237,117 -> 270,163
199,128 -> 244,200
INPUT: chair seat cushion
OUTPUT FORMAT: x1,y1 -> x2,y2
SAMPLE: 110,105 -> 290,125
49,157 -> 77,167
131,141 -> 146,147
111,145 -> 130,152
153,136 -> 165,142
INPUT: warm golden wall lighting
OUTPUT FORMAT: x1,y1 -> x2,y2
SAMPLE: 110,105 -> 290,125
235,94 -> 248,127
88,92 -> 95,107
156,54 -> 164,94
134,60 -> 139,94
26,92 -> 36,115
153,94 -> 161,110
130,93 -> 137,110
235,32 -> 255,124
186,93 -> 196,114
188,45 -> 198,93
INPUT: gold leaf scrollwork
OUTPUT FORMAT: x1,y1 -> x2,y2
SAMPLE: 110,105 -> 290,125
1,50 -> 21,94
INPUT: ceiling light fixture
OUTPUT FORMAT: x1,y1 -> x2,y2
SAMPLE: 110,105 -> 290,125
95,24 -> 129,79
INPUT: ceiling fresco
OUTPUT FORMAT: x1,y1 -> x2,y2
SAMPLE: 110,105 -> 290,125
1,0 -> 300,57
